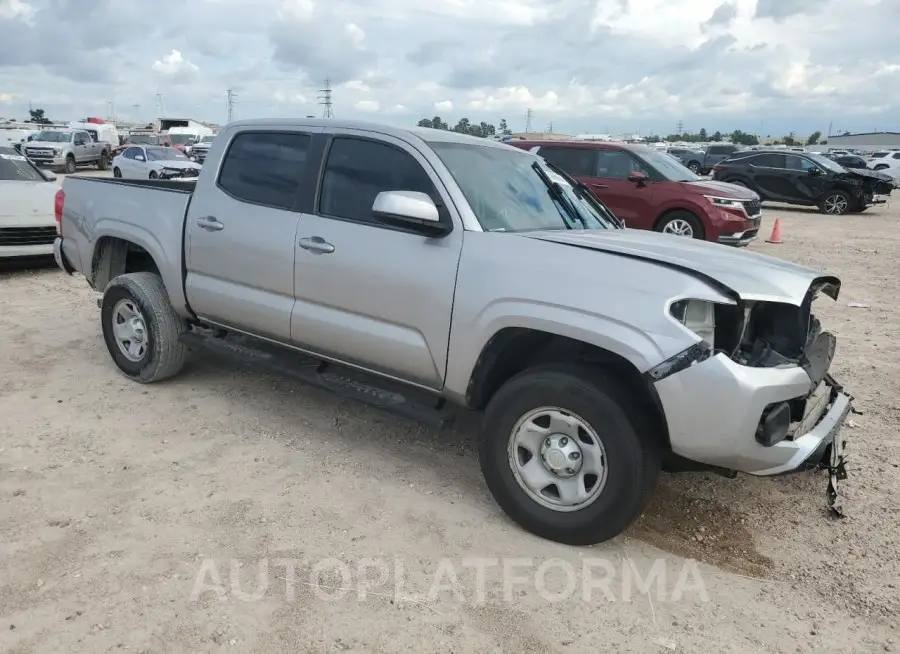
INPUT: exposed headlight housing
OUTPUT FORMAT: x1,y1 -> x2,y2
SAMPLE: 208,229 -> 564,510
670,299 -> 716,350
703,195 -> 743,209
53,148 -> 60,155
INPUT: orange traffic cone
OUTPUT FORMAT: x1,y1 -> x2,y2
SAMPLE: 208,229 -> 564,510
766,218 -> 783,244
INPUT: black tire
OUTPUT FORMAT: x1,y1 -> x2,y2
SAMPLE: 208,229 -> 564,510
100,272 -> 188,383
655,210 -> 705,239
97,151 -> 109,170
113,167 -> 122,178
149,171 -> 158,179
479,363 -> 661,546
687,161 -> 701,173
818,190 -> 851,215
64,155 -> 76,174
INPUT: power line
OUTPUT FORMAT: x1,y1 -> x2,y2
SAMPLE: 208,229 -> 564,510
318,78 -> 333,118
226,89 -> 236,123
525,108 -> 533,132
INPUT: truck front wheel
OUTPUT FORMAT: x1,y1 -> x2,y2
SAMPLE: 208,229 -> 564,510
100,272 -> 188,383
64,155 -> 76,174
479,363 -> 661,545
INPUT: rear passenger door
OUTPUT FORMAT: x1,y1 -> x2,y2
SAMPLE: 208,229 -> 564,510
290,130 -> 464,389
185,127 -> 323,342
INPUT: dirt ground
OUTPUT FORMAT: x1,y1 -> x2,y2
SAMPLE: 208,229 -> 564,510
1,186 -> 898,653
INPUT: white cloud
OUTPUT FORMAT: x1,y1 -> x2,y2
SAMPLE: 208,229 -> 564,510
273,89 -> 308,103
434,100 -> 453,111
151,50 -> 200,83
344,23 -> 365,49
0,0 -> 34,22
354,99 -> 380,111
277,0 -> 314,21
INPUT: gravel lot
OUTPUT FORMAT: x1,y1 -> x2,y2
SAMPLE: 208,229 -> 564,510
1,176 -> 898,652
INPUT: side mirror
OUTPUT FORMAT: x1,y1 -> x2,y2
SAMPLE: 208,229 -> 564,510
627,171 -> 648,184
807,167 -> 820,175
43,170 -> 57,181
372,190 -> 447,235
135,155 -> 145,162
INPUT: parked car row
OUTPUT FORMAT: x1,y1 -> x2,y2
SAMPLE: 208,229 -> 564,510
50,118 -> 855,547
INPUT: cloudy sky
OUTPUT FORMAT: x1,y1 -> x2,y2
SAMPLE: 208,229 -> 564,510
1,0 -> 898,137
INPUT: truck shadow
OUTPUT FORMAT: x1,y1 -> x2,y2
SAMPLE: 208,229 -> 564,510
177,353 -> 775,577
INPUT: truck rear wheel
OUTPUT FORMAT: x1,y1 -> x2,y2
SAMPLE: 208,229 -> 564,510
479,363 -> 661,545
100,272 -> 188,383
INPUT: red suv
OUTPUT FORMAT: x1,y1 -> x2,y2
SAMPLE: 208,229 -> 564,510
508,140 -> 762,246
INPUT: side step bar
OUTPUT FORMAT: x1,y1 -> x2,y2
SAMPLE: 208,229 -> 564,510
179,331 -> 456,429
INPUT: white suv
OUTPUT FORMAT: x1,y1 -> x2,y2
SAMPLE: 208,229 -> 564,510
867,150 -> 900,172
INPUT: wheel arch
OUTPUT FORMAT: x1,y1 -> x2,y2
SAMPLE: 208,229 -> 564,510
465,327 -> 671,451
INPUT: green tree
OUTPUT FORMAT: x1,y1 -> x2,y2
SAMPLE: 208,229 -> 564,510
453,118 -> 471,133
28,108 -> 51,125
806,130 -> 822,146
698,128 -> 708,141
417,116 -> 496,138
498,118 -> 511,135
712,130 -> 723,141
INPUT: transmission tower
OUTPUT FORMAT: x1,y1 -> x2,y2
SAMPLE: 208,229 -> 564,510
226,89 -> 236,123
155,93 -> 165,117
132,104 -> 140,122
318,78 -> 334,118
525,108 -> 533,132
676,120 -> 684,134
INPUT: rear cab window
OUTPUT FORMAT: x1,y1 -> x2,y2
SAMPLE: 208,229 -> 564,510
217,131 -> 313,211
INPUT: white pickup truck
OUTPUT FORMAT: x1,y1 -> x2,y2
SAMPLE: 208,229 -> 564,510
52,119 -> 854,545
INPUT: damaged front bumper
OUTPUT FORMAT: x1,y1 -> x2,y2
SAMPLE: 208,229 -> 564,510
649,348 -> 854,514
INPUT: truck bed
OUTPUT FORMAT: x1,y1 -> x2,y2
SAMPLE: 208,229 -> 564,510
58,175 -> 196,314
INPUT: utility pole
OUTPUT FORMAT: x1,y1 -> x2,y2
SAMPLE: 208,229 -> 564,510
226,89 -> 236,123
132,104 -> 140,123
547,121 -> 553,133
155,93 -> 165,118
525,108 -> 533,133
318,78 -> 333,118
676,120 -> 684,134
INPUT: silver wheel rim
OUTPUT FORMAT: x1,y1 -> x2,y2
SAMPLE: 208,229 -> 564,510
112,299 -> 149,362
662,218 -> 694,237
689,163 -> 699,172
507,406 -> 608,512
824,194 -> 848,214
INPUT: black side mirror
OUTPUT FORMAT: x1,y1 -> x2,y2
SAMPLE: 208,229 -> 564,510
807,167 -> 820,175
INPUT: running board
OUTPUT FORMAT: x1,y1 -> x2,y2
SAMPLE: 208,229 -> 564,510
179,331 -> 455,429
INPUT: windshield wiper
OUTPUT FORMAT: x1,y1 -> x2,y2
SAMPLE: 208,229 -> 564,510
530,161 -> 585,229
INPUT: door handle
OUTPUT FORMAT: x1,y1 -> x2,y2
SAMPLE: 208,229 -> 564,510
590,182 -> 608,189
298,236 -> 335,254
196,216 -> 224,231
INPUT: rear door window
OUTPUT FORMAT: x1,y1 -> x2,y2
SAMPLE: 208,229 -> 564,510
217,131 -> 312,211
535,146 -> 597,177
752,153 -> 785,168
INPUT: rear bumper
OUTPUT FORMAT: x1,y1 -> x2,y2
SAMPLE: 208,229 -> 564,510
53,237 -> 76,274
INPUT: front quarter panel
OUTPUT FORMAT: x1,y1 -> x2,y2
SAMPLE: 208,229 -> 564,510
443,231 -> 733,402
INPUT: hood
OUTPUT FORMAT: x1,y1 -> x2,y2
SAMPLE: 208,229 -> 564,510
682,179 -> 759,200
0,180 -> 58,225
193,142 -> 211,150
25,141 -> 66,149
843,167 -> 893,183
156,160 -> 202,170
522,228 -> 839,305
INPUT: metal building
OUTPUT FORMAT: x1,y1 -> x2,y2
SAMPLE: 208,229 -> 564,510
825,132 -> 900,151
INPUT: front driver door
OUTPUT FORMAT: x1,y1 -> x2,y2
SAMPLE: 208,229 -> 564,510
290,131 -> 463,389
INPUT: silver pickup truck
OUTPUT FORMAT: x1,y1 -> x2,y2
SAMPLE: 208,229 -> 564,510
53,118 -> 854,545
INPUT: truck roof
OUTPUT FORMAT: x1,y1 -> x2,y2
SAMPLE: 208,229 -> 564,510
226,118 -> 514,150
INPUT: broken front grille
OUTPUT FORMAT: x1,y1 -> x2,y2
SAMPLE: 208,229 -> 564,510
0,226 -> 56,246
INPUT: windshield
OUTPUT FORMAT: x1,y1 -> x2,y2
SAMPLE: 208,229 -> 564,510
34,131 -> 71,143
0,150 -> 47,182
635,146 -> 700,182
200,135 -> 215,143
168,134 -> 194,145
146,147 -> 188,161
430,142 -> 620,232
127,134 -> 155,144
807,152 -> 849,174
